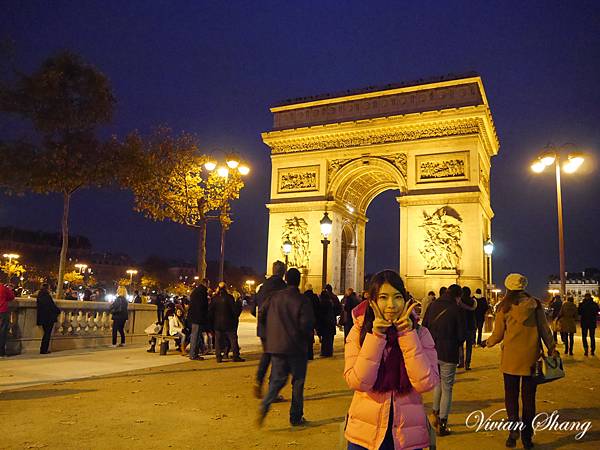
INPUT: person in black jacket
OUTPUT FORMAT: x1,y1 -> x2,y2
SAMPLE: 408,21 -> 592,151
252,261 -> 286,398
110,286 -> 129,347
550,295 -> 563,342
578,293 -> 599,356
458,286 -> 477,370
422,284 -> 464,436
342,288 -> 361,339
474,288 -> 489,346
303,284 -> 320,360
36,284 -> 61,354
188,281 -> 209,360
258,268 -> 315,427
317,290 -> 337,357
208,283 -> 244,362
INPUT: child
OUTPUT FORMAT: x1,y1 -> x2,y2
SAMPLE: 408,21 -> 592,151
344,270 -> 439,450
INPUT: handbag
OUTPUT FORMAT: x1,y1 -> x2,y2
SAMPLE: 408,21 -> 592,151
534,302 -> 565,384
144,323 -> 161,335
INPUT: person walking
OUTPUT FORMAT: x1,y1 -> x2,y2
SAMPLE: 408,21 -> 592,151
0,283 -> 15,357
36,284 -> 61,354
482,273 -> 556,449
458,286 -> 477,370
133,290 -> 142,304
110,286 -> 129,347
474,288 -> 489,346
208,282 -> 244,363
578,293 -> 599,356
422,283 -> 464,436
252,261 -> 287,397
549,295 -> 562,343
558,296 -> 577,355
188,282 -> 209,360
343,270 -> 439,450
303,284 -> 320,360
342,288 -> 361,339
318,289 -> 337,357
257,268 -> 315,427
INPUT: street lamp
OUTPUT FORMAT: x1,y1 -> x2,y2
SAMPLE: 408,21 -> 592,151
320,212 -> 333,289
126,269 -> 138,289
204,154 -> 251,281
483,239 -> 494,295
531,145 -> 585,299
282,237 -> 292,270
75,263 -> 88,274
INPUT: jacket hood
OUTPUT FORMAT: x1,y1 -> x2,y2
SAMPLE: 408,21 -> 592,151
509,293 -> 539,324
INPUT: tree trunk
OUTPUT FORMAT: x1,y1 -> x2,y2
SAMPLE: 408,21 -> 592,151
197,216 -> 207,280
56,192 -> 71,299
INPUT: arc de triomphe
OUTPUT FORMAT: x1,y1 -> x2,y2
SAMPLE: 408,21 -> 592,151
261,74 -> 499,299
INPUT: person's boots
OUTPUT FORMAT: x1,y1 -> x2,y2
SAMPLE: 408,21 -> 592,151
429,410 -> 440,433
438,418 -> 451,436
521,432 -> 534,449
147,344 -> 155,353
505,430 -> 519,448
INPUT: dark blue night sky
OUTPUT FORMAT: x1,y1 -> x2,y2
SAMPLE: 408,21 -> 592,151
1,1 -> 599,295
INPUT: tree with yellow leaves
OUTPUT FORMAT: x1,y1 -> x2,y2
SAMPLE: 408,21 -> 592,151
121,128 -> 246,280
63,270 -> 84,286
0,259 -> 26,283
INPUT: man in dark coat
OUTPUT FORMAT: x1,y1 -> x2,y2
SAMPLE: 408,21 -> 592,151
188,282 -> 209,360
303,284 -> 320,360
317,290 -> 337,357
36,284 -> 61,354
258,268 -> 315,427
474,288 -> 489,346
550,295 -> 563,342
252,261 -> 286,398
342,288 -> 361,339
208,283 -> 243,362
423,284 -> 464,436
578,293 -> 599,356
458,286 -> 477,370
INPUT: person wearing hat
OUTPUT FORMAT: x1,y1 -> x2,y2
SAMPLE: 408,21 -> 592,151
482,273 -> 556,449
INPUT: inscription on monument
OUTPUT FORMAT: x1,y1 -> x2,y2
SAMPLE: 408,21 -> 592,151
416,152 -> 469,183
278,165 -> 320,193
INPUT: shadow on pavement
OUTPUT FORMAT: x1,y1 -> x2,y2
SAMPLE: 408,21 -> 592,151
540,430 -> 600,449
305,389 -> 352,401
271,415 -> 346,432
0,388 -> 97,400
451,397 -> 505,414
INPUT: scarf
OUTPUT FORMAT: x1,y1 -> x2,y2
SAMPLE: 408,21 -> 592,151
372,326 -> 413,394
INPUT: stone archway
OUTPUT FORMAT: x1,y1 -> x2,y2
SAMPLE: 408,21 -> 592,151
262,74 -> 499,299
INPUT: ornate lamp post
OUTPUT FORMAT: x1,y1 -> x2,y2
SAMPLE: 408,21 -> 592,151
75,263 -> 88,274
282,237 -> 292,270
531,145 -> 585,299
126,269 -> 138,290
204,153 -> 251,282
320,212 -> 333,289
483,238 -> 494,291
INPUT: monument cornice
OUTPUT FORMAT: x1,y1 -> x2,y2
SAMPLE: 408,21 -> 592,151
263,108 -> 498,157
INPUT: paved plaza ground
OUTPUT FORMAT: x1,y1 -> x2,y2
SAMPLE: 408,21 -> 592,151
0,329 -> 598,450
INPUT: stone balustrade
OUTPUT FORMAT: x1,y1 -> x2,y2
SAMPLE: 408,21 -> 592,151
5,298 -> 157,355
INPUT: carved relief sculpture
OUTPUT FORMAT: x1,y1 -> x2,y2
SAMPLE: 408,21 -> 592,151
416,152 -> 469,183
419,206 -> 463,270
278,166 -> 319,193
282,217 -> 310,268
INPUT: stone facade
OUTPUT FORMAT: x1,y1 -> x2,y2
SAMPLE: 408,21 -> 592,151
262,75 -> 499,299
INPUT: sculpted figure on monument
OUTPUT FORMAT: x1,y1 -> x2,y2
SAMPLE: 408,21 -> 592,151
282,217 -> 310,268
419,207 -> 463,270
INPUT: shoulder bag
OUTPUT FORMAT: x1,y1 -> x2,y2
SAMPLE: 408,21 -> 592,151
533,301 -> 565,384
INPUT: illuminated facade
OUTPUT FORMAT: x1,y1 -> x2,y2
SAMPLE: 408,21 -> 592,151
262,74 -> 499,298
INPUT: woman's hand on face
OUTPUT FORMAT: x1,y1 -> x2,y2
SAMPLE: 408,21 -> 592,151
370,300 -> 392,335
393,302 -> 417,333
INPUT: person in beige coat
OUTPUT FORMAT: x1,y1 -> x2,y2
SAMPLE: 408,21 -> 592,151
558,296 -> 577,355
482,273 -> 556,450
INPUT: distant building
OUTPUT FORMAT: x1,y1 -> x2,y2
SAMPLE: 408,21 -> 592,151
548,269 -> 600,302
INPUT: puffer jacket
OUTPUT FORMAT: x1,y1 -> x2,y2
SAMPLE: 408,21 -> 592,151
344,301 -> 439,450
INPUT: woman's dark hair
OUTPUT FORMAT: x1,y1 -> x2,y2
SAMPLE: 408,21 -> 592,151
462,286 -> 471,299
359,270 -> 410,345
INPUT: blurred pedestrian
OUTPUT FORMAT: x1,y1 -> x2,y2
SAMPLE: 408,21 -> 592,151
36,283 -> 61,354
0,283 -> 15,357
342,288 -> 361,339
257,268 -> 315,427
317,290 -> 337,357
578,293 -> 599,356
549,295 -> 562,342
458,286 -> 477,370
482,273 -> 556,449
343,270 -> 439,450
252,261 -> 286,398
188,281 -> 209,360
420,290 -> 436,324
558,296 -> 577,355
303,284 -> 320,360
474,288 -> 489,346
208,282 -> 244,362
110,286 -> 129,347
